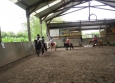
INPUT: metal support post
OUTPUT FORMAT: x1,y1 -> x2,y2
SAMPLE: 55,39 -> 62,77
89,1 -> 90,21
105,19 -> 108,45
79,21 -> 82,46
45,22 -> 50,41
26,10 -> 31,41
40,19 -> 42,38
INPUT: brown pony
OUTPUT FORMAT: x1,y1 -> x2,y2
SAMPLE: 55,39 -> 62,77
89,39 -> 103,48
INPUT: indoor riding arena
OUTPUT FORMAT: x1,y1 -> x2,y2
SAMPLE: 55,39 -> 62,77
0,0 -> 115,83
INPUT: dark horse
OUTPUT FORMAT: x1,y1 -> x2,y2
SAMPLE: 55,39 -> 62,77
34,40 -> 47,56
64,43 -> 74,50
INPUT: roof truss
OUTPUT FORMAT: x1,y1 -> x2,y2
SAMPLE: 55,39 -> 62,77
9,0 -> 115,21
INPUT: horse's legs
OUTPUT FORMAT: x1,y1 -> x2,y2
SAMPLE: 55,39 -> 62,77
55,45 -> 57,51
71,43 -> 74,49
44,43 -> 47,51
35,45 -> 39,55
66,47 -> 68,50
89,40 -> 91,44
51,46 -> 52,51
93,42 -> 95,47
69,44 -> 71,50
42,48 -> 44,55
69,43 -> 73,50
35,46 -> 40,56
65,44 -> 68,50
37,49 -> 41,56
36,50 -> 39,55
101,43 -> 103,48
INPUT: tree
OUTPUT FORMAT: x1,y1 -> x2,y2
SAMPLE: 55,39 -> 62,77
21,16 -> 64,41
42,21 -> 47,39
22,15 -> 47,41
51,17 -> 64,23
30,16 -> 41,39
1,31 -> 7,38
17,31 -> 27,38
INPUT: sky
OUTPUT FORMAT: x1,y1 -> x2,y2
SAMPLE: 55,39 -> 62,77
0,0 -> 115,33
0,0 -> 26,33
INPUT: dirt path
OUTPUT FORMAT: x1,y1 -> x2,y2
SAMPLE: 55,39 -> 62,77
0,46 -> 115,83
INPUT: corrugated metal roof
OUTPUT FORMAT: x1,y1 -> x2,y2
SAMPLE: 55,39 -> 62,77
9,0 -> 115,22
10,0 -> 115,21
9,0 -> 89,19
97,0 -> 115,8
44,1 -> 83,21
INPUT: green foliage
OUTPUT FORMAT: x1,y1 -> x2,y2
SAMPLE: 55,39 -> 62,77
30,16 -> 41,39
1,31 -> 28,42
42,21 -> 47,39
2,37 -> 28,42
22,15 -> 47,41
51,17 -> 64,23
1,16 -> 64,42
17,31 -> 28,38
1,31 -> 7,37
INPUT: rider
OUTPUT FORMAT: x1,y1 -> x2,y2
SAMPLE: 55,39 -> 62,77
42,37 -> 47,51
42,37 -> 45,43
94,35 -> 98,43
66,37 -> 70,45
36,34 -> 40,41
50,37 -> 54,46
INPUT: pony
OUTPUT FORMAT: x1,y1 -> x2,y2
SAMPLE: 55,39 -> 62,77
47,41 -> 57,51
34,40 -> 47,56
64,43 -> 74,50
89,39 -> 103,48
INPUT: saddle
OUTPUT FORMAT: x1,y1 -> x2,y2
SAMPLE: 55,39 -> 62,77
51,42 -> 55,46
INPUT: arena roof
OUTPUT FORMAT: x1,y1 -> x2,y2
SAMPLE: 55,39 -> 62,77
9,0 -> 115,22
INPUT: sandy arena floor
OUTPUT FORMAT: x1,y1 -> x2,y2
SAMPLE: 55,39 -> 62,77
0,46 -> 115,83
